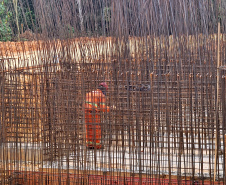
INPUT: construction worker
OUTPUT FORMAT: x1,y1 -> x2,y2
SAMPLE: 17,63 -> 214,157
84,82 -> 109,149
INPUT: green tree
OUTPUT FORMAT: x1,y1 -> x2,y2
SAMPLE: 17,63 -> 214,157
12,0 -> 19,40
18,0 -> 36,32
0,0 -> 12,41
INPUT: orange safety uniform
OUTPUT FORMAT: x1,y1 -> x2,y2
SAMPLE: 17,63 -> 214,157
85,89 -> 109,149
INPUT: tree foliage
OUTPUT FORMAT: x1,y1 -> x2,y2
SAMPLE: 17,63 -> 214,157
0,0 -> 12,41
0,0 -> 225,41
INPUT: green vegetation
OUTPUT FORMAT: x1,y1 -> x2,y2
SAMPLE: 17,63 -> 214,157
0,0 -> 12,41
0,0 -> 223,41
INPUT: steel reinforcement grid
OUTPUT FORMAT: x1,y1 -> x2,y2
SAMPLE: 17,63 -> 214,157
1,0 -> 226,184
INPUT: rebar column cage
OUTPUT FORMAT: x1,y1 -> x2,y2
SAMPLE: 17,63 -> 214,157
0,41 -> 225,184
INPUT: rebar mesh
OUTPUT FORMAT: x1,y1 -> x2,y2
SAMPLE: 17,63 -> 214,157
1,0 -> 226,184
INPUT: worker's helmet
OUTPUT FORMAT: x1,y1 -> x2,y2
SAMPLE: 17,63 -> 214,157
99,82 -> 108,91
